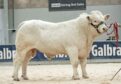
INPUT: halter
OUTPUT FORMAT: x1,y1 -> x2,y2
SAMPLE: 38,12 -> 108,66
90,21 -> 104,34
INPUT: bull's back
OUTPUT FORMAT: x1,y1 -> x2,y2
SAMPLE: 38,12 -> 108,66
16,20 -> 67,54
16,20 -> 81,56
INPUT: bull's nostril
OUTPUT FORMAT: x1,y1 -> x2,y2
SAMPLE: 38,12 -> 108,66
103,28 -> 105,30
103,28 -> 107,32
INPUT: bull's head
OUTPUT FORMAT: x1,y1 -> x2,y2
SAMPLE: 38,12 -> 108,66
87,11 -> 110,34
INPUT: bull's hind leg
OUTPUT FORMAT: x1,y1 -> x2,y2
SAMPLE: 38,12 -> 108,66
13,52 -> 24,81
21,49 -> 37,80
66,47 -> 80,80
21,56 -> 30,80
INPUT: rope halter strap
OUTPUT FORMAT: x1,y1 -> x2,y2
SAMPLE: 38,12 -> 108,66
90,21 -> 104,34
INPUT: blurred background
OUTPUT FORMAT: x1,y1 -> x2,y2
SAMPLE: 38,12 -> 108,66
0,2 -> 121,83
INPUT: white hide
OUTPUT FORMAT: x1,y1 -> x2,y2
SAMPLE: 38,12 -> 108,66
13,10 -> 110,81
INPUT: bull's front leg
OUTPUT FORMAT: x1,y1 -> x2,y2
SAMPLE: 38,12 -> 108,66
66,46 -> 80,80
80,57 -> 89,79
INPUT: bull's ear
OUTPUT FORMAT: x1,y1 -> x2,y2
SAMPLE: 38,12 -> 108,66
104,14 -> 110,20
87,16 -> 92,23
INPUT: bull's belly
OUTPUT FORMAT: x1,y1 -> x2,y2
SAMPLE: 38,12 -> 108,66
35,44 -> 67,56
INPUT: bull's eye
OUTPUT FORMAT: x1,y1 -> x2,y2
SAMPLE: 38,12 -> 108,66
93,20 -> 98,25
94,20 -> 97,23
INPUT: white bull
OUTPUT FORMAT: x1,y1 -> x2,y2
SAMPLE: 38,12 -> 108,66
13,10 -> 110,81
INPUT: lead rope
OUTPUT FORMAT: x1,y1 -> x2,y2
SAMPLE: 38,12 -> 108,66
107,22 -> 120,81
107,22 -> 119,48
113,22 -> 119,48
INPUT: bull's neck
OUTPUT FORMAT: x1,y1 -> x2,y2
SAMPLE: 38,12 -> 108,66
76,17 -> 100,41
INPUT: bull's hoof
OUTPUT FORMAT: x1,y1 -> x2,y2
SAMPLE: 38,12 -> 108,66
82,75 -> 89,79
72,76 -> 80,80
12,76 -> 20,81
13,78 -> 20,81
23,77 -> 29,80
21,75 -> 29,80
